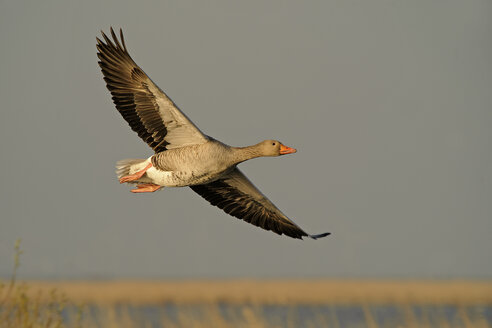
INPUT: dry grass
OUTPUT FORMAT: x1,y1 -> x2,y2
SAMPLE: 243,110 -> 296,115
2,240 -> 492,328
0,240 -> 80,328
24,279 -> 492,306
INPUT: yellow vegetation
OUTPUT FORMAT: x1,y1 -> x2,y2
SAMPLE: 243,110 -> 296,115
2,240 -> 491,328
25,279 -> 492,305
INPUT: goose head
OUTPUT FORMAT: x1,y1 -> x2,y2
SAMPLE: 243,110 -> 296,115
257,140 -> 297,156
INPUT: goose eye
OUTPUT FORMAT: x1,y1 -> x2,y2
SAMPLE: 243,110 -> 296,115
272,142 -> 276,146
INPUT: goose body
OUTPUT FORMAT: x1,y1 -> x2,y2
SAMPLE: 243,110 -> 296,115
124,140 -> 236,187
97,28 -> 329,240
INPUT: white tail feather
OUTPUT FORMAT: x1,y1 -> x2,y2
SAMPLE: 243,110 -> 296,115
115,158 -> 147,183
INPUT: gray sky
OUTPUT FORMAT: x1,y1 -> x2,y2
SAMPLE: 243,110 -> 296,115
1,0 -> 491,279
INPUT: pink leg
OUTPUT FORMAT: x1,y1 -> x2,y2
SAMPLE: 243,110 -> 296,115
119,162 -> 152,184
130,183 -> 162,193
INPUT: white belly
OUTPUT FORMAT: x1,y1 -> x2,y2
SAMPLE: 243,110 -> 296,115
129,157 -> 227,187
146,166 -> 219,187
145,167 -> 180,187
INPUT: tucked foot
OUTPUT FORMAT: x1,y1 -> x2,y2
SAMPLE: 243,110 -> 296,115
130,183 -> 162,193
120,162 -> 152,183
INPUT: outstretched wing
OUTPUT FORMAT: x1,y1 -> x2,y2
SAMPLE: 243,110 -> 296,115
97,28 -> 208,152
190,168 -> 330,240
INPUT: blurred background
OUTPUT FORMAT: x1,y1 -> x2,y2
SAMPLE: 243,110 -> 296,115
1,1 -> 491,326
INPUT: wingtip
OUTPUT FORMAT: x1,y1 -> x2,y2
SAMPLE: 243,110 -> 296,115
308,232 -> 331,240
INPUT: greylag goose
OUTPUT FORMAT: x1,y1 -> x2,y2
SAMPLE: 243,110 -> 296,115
97,28 -> 329,240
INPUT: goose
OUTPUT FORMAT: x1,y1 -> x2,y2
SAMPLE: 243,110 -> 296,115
96,28 -> 329,240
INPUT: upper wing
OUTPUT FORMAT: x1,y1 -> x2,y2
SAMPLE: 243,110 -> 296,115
190,168 -> 330,240
97,28 -> 208,152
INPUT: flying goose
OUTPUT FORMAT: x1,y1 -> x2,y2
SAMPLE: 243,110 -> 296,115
97,28 -> 329,240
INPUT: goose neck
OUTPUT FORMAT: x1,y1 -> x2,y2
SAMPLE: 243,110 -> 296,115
232,145 -> 262,164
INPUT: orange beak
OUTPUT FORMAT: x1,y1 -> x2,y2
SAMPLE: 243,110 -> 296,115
279,144 -> 297,155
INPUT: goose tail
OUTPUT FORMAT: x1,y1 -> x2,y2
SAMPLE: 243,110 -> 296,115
115,158 -> 148,183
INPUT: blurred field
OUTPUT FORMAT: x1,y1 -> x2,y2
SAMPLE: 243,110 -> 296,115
3,279 -> 492,327
2,243 -> 491,327
25,279 -> 492,305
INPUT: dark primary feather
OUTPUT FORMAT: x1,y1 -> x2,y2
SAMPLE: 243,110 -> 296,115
191,169 -> 330,240
96,28 -> 169,152
96,28 -> 207,152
